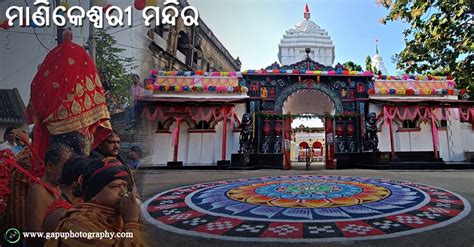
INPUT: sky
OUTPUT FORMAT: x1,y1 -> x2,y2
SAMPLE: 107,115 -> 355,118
0,0 -> 408,109
189,0 -> 408,71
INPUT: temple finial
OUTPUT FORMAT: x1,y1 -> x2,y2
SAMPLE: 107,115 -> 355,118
304,4 -> 310,20
375,38 -> 379,54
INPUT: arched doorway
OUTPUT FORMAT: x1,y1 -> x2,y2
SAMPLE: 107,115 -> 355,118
297,141 -> 309,162
280,84 -> 340,169
312,141 -> 324,162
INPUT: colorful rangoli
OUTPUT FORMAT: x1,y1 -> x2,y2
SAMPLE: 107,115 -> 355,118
142,175 -> 470,242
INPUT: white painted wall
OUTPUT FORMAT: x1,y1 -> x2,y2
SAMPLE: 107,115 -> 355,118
443,110 -> 465,161
176,122 -> 190,163
372,104 -> 474,161
378,121 -> 436,152
151,121 -> 191,165
234,103 -> 247,122
201,133 -> 216,163
150,103 -> 245,165
460,123 -> 474,151
187,133 -> 202,164
460,122 -> 474,160
187,131 -> 237,164
438,129 -> 449,161
151,133 -> 171,166
213,121 -> 234,162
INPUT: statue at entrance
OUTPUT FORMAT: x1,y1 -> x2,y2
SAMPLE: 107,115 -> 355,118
238,113 -> 254,154
363,112 -> 379,152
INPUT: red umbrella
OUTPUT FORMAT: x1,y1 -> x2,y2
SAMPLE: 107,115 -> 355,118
26,30 -> 111,177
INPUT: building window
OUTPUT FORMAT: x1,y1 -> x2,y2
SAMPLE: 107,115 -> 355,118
398,118 -> 420,132
440,120 -> 447,128
193,46 -> 203,69
196,121 -> 209,129
154,25 -> 164,36
177,31 -> 189,55
402,120 -> 417,129
157,121 -> 165,130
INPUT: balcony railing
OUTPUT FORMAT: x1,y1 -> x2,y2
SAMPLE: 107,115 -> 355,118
176,50 -> 186,64
153,35 -> 168,50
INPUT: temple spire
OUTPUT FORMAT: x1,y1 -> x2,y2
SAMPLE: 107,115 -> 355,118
375,38 -> 379,54
304,4 -> 310,20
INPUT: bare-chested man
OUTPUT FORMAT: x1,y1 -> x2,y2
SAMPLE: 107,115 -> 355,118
25,143 -> 72,246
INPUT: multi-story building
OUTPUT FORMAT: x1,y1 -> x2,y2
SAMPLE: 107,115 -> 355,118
0,89 -> 26,135
145,0 -> 241,72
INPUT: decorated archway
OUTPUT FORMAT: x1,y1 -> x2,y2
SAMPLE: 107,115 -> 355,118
275,82 -> 343,113
280,87 -> 336,168
239,58 -> 372,169
312,141 -> 323,161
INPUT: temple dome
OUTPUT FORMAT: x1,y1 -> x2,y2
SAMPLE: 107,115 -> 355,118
294,19 -> 321,32
371,43 -> 388,75
278,4 -> 335,66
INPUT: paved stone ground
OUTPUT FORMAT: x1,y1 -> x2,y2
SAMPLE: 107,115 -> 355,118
136,167 -> 474,247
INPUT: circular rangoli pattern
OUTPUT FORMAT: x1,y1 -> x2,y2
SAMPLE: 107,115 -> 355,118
142,175 -> 471,242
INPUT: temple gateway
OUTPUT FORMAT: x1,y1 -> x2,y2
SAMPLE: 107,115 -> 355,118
135,5 -> 474,169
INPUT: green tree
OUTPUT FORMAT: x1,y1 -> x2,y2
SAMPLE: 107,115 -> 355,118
365,55 -> 373,72
374,66 -> 382,75
380,0 -> 473,98
95,29 -> 136,107
342,61 -> 363,71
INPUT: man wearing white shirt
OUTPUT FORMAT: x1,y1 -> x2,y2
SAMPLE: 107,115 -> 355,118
0,126 -> 22,155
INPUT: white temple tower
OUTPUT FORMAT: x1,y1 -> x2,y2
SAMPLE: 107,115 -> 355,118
371,41 -> 389,75
278,4 -> 335,66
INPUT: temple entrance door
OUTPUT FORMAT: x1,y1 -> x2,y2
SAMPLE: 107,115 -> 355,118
282,89 -> 336,170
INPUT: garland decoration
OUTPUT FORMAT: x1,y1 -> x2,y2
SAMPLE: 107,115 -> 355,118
256,112 -> 359,120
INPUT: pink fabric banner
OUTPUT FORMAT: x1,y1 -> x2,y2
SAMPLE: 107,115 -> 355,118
384,106 -> 474,122
141,106 -> 240,129
142,107 -> 164,121
459,108 -> 474,121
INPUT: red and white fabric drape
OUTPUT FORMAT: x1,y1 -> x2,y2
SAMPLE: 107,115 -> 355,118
383,106 -> 474,158
141,106 -> 237,128
383,106 -> 474,123
143,106 -> 237,162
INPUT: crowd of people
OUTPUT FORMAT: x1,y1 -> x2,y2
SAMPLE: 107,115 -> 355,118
0,127 -> 146,246
0,29 -> 150,246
